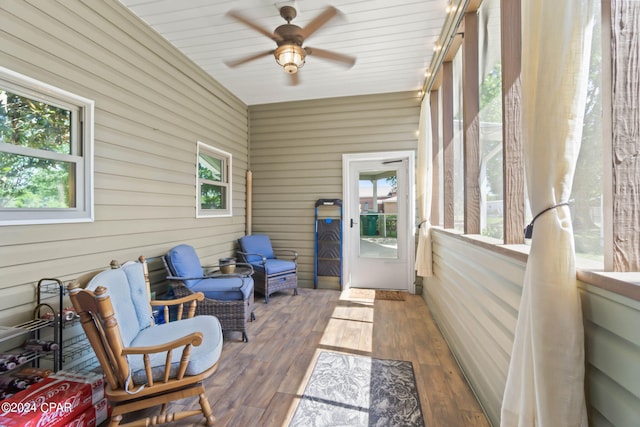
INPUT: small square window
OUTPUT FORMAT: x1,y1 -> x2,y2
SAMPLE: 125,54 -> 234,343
196,142 -> 231,217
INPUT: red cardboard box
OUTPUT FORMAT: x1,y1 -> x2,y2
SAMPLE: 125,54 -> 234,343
49,371 -> 105,406
63,398 -> 109,427
0,371 -> 105,427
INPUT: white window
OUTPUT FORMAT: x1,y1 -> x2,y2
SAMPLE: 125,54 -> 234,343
571,3 -> 602,262
0,67 -> 94,226
196,141 -> 231,217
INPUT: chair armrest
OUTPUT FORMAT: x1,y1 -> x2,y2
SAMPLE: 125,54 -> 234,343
150,293 -> 204,307
274,249 -> 298,261
166,275 -> 208,281
122,332 -> 204,384
236,251 -> 267,264
122,332 -> 203,356
150,292 -> 205,320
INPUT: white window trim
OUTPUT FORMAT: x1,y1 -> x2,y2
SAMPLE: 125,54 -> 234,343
196,141 -> 232,218
0,67 -> 94,226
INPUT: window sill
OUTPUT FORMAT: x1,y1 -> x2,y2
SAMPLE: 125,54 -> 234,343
430,227 -> 640,302
576,270 -> 640,301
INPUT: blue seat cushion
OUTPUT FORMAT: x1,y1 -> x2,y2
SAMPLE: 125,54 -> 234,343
189,276 -> 254,301
239,235 -> 275,263
251,259 -> 296,275
128,315 -> 223,384
166,244 -> 204,288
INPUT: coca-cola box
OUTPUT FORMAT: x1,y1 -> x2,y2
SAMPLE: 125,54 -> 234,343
63,398 -> 109,427
0,371 -> 105,427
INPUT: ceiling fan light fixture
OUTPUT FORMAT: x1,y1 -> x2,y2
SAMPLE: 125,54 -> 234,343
275,44 -> 306,74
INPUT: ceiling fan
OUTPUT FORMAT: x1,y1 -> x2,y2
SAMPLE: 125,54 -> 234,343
225,5 -> 356,85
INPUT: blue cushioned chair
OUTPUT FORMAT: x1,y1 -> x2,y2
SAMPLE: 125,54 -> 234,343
238,234 -> 298,303
163,244 -> 255,342
68,256 -> 221,427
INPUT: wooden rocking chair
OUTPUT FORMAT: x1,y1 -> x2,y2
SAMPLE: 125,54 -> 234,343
68,257 -> 223,427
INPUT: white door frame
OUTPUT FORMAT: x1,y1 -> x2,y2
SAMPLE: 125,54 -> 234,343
342,151 -> 416,293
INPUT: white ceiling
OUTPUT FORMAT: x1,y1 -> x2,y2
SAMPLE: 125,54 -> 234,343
119,0 -> 450,105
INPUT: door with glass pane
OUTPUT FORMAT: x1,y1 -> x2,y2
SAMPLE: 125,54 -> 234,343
343,152 -> 414,291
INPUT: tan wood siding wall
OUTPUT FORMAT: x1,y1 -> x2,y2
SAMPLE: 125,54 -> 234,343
0,0 -> 249,325
581,283 -> 640,426
425,228 -> 640,427
424,229 -> 519,425
248,92 -> 420,289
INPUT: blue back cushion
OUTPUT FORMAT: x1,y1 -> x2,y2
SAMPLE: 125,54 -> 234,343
121,262 -> 153,330
86,266 -> 149,347
239,235 -> 275,263
166,244 -> 204,288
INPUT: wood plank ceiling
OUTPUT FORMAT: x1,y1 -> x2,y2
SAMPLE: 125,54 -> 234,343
119,0 -> 451,105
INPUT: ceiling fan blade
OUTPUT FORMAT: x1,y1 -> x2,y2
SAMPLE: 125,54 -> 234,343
305,47 -> 356,68
227,10 -> 283,41
299,6 -> 339,39
224,50 -> 274,68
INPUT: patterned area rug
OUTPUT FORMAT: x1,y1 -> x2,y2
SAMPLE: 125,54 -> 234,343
349,289 -> 406,301
289,351 -> 424,427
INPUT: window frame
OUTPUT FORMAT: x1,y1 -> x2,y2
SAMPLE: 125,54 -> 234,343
427,1 -> 633,270
196,141 -> 232,218
0,66 -> 94,226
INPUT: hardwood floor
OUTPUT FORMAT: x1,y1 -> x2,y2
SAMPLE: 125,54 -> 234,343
150,288 -> 491,426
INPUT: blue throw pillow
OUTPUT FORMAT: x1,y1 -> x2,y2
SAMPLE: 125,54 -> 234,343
167,244 -> 204,288
240,235 -> 275,263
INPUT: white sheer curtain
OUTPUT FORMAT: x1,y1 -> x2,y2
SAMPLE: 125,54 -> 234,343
415,96 -> 433,277
500,1 -> 593,426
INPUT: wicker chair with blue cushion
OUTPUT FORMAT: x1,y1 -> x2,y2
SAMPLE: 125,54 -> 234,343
163,244 -> 255,342
68,257 -> 222,427
238,234 -> 298,303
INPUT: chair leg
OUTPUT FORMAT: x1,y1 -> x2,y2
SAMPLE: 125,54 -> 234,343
251,311 -> 256,321
294,288 -> 298,296
243,331 -> 249,342
199,393 -> 216,426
